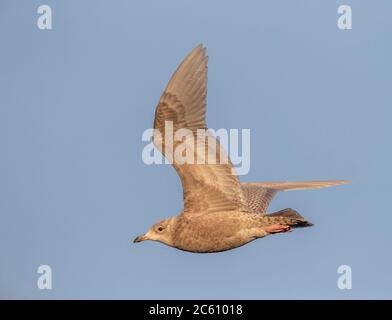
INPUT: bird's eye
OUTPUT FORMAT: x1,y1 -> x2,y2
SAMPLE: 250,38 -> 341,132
157,226 -> 163,232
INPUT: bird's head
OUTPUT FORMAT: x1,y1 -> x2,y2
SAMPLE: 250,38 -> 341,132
133,217 -> 176,246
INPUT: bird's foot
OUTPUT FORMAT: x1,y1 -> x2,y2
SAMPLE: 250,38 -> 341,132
265,224 -> 291,234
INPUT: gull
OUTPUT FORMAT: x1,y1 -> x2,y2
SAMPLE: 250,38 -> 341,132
134,44 -> 349,253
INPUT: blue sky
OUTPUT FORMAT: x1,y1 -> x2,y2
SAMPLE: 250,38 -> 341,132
0,0 -> 391,299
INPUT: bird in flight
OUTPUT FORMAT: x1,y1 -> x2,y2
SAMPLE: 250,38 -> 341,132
134,44 -> 349,253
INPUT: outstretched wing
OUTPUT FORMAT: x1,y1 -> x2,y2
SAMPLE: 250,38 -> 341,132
242,180 -> 350,214
153,45 -> 246,214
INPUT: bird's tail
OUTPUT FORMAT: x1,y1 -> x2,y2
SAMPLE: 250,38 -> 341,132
266,208 -> 313,228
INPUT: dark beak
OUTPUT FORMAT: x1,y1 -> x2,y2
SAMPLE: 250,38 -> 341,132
133,235 -> 146,243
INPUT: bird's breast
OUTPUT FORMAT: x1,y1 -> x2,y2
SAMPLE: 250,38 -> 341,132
172,212 -> 259,253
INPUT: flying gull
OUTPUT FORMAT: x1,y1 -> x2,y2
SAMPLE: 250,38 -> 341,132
134,44 -> 349,253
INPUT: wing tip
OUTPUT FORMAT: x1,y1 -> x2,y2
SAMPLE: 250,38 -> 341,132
192,43 -> 207,58
325,180 -> 352,186
241,180 -> 352,191
195,43 -> 206,50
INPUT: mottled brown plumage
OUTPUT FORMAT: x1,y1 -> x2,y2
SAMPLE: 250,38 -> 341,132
133,44 -> 350,253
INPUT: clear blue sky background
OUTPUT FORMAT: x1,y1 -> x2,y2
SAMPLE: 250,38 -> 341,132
1,0 -> 391,299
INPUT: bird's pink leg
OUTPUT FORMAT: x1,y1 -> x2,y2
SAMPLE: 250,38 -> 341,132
265,224 -> 291,234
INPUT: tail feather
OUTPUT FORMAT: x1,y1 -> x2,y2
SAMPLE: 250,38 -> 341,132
267,208 -> 314,228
